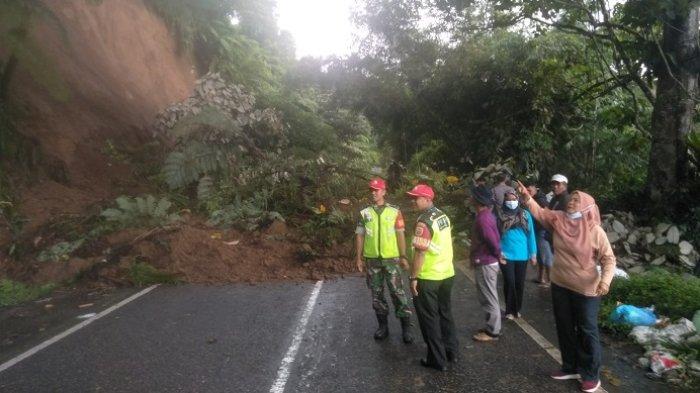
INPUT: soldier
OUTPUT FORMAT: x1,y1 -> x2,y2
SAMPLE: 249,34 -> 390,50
407,184 -> 458,371
355,177 -> 414,343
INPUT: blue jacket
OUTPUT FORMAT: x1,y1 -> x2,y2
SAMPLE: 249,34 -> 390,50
500,210 -> 537,262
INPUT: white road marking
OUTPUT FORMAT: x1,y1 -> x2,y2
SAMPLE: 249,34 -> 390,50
456,262 -> 608,393
0,284 -> 159,373
269,280 -> 323,393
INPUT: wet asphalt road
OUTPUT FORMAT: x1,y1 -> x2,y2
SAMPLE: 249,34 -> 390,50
0,267 -> 683,393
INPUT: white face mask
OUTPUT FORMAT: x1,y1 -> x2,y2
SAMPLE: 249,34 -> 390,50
567,211 -> 582,220
504,200 -> 519,210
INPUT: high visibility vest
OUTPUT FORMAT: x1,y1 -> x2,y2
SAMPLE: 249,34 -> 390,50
360,205 -> 400,259
417,207 -> 454,280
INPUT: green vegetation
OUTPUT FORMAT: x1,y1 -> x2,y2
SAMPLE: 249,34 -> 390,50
129,262 -> 179,286
601,270 -> 700,335
0,279 -> 54,307
100,195 -> 180,229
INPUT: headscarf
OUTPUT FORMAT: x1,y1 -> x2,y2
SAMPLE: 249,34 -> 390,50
549,191 -> 601,269
495,191 -> 528,234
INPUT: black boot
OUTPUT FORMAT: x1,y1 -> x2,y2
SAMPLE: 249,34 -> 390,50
374,314 -> 389,340
400,316 -> 414,344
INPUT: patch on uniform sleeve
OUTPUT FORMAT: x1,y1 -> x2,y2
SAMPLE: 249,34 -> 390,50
414,225 -> 424,237
437,216 -> 450,230
412,237 -> 430,250
395,214 -> 405,230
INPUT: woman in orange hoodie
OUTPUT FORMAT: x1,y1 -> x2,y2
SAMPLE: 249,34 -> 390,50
515,181 -> 615,393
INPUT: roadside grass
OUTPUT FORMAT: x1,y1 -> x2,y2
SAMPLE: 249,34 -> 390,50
128,262 -> 179,286
0,279 -> 55,307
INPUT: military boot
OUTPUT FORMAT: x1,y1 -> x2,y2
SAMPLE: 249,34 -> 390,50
400,316 -> 414,344
374,314 -> 389,340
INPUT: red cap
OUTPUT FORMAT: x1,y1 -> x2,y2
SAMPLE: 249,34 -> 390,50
369,178 -> 386,190
406,184 -> 434,200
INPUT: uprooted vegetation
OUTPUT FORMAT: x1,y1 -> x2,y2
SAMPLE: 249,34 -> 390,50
1,68 -> 377,291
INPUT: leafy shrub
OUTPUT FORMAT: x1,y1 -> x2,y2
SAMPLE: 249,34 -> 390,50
0,279 -> 54,307
301,207 -> 354,247
100,195 -> 180,229
208,191 -> 283,231
37,239 -> 85,262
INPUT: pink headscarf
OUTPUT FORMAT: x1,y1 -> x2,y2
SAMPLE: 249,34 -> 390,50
549,191 -> 601,269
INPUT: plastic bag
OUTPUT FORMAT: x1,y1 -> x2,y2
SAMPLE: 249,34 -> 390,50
649,351 -> 682,375
596,265 -> 629,279
609,304 -> 657,326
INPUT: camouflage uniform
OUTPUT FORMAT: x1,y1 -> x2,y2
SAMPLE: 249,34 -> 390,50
356,203 -> 412,318
365,257 -> 412,318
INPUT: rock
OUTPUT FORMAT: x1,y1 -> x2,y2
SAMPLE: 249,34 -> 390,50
612,220 -> 628,236
655,223 -> 671,236
606,232 -> 621,244
654,236 -> 667,245
666,226 -> 680,244
629,266 -> 646,274
679,241 -> 693,255
679,255 -> 696,268
623,242 -> 632,255
627,233 -> 638,245
651,256 -> 666,266
618,257 -> 635,267
645,233 -> 656,244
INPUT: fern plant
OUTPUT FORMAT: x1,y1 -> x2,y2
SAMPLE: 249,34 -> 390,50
163,142 -> 231,189
208,192 -> 283,231
100,195 -> 180,228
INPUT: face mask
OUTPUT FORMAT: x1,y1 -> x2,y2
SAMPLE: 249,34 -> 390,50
567,211 -> 582,220
504,200 -> 519,210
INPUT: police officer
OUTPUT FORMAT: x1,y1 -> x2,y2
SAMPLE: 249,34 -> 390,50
355,177 -> 413,343
407,184 -> 458,371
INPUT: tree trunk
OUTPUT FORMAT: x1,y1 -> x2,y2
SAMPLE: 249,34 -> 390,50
647,7 -> 700,211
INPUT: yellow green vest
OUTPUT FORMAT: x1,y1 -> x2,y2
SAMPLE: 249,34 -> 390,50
417,207 -> 454,280
360,205 -> 400,259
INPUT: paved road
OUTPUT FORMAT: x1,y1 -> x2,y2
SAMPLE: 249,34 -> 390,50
0,266 -> 682,392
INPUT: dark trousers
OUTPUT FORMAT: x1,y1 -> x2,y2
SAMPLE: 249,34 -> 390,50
499,261 -> 527,315
413,276 -> 458,368
551,283 -> 602,381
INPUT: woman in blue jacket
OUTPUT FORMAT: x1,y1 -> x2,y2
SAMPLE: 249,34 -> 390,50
497,191 -> 537,320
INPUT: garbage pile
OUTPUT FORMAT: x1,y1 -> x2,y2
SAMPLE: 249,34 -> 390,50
601,213 -> 698,273
611,305 -> 700,382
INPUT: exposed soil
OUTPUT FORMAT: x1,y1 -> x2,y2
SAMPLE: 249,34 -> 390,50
3,0 -> 196,236
0,217 -> 356,288
0,0 -> 356,288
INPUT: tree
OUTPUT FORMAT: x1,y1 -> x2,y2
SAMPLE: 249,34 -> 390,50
480,0 -> 700,212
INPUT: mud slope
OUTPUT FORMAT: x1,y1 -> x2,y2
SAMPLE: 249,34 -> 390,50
4,0 -> 196,235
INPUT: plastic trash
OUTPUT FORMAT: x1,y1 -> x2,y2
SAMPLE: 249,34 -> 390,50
659,318 -> 697,344
630,318 -> 697,347
630,326 -> 655,346
77,313 -> 96,319
693,310 -> 700,332
596,265 -> 629,279
609,304 -> 657,326
649,351 -> 682,375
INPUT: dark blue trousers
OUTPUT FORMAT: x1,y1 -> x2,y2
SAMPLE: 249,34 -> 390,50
551,283 -> 602,381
